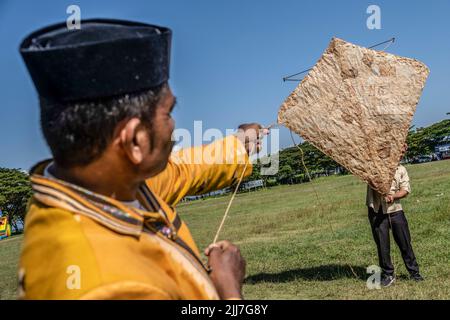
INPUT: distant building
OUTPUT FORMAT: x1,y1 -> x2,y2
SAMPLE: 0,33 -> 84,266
182,179 -> 266,202
183,187 -> 231,202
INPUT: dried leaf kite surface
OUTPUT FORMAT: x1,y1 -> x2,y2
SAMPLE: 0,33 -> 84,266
278,38 -> 429,195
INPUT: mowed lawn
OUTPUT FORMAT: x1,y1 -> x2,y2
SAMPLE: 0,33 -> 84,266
178,160 -> 450,299
0,160 -> 449,299
0,235 -> 22,299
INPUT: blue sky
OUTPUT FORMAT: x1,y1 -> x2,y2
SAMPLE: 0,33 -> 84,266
0,0 -> 449,170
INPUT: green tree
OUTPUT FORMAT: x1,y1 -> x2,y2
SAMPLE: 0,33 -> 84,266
246,118 -> 448,187
406,119 -> 450,158
278,164 -> 294,184
0,168 -> 32,233
246,161 -> 262,181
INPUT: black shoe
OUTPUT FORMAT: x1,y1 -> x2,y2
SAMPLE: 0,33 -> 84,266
381,274 -> 396,287
410,273 -> 424,282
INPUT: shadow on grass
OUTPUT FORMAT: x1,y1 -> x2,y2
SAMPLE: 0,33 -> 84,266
245,264 -> 367,283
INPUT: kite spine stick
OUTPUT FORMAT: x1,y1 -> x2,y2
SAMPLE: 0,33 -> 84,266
283,37 -> 395,82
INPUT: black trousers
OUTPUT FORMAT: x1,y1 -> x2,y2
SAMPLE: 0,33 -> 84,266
368,207 -> 420,276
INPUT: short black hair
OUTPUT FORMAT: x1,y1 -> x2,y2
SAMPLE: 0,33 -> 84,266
40,83 -> 166,168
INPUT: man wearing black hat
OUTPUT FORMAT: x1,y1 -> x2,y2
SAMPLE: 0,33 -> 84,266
19,19 -> 266,300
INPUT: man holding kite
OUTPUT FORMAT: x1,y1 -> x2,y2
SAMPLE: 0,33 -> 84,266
366,144 -> 423,287
18,19 -> 267,300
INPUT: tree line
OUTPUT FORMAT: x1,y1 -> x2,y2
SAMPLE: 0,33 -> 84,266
0,120 -> 448,227
0,168 -> 32,233
248,119 -> 450,186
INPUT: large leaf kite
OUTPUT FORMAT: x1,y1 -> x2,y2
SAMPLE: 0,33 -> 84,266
278,38 -> 429,195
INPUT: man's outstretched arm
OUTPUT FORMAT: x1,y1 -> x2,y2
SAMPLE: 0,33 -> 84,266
146,123 -> 267,207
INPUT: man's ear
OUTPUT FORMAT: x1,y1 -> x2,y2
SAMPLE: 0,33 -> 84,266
118,118 -> 151,165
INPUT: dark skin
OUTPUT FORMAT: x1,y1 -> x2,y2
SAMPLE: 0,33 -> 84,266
205,240 -> 246,299
50,86 -> 267,299
51,86 -> 176,201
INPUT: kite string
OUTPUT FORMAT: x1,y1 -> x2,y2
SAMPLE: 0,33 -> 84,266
212,125 -> 359,278
213,143 -> 255,244
289,129 -> 359,279
289,130 -> 321,204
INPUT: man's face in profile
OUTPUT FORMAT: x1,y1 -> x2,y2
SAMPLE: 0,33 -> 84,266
139,87 -> 176,176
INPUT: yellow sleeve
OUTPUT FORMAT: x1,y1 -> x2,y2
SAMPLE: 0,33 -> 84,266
146,135 -> 252,207
79,281 -> 174,300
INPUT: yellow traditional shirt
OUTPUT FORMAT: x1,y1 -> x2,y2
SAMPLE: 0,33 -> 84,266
366,165 -> 411,214
19,135 -> 251,300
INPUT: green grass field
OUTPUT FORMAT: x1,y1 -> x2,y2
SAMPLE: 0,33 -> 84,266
1,160 -> 449,299
0,235 -> 23,299
177,160 -> 450,299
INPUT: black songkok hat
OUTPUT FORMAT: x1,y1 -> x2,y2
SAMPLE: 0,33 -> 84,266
20,19 -> 172,102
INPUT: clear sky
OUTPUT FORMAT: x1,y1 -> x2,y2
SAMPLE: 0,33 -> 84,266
1,0 -> 449,170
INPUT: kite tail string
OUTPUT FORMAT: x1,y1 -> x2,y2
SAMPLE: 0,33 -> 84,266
289,130 -> 321,204
289,129 -> 358,279
213,144 -> 255,244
